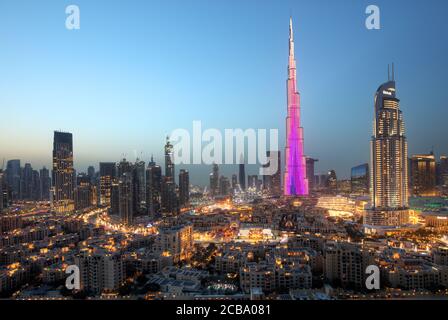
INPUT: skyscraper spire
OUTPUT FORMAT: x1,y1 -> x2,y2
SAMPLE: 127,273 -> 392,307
284,17 -> 308,196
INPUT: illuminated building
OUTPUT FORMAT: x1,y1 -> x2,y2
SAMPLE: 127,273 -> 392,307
75,249 -> 125,294
164,136 -> 175,183
421,209 -> 448,228
263,151 -> 282,196
437,156 -> 448,186
306,158 -> 317,192
284,18 -> 308,196
99,162 -> 116,206
410,153 -> 437,197
52,131 -> 75,213
179,169 -> 189,207
156,223 -> 193,263
351,163 -> 369,195
118,172 -> 134,225
239,154 -> 246,191
366,73 -> 410,227
146,156 -> 162,217
239,262 -> 312,294
324,242 -> 376,290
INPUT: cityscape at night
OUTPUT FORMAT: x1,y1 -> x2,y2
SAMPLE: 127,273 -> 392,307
1,0 -> 448,313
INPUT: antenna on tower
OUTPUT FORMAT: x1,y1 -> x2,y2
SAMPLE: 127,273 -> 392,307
392,62 -> 395,81
388,64 -> 390,81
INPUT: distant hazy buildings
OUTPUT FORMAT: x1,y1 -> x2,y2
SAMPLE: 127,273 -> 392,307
410,153 -> 437,197
52,131 -> 75,213
366,75 -> 410,228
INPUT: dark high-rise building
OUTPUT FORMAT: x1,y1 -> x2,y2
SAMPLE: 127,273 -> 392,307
52,131 -> 74,212
21,163 -> 34,200
179,169 -> 189,207
306,158 -> 318,192
6,159 -> 21,201
133,159 -> 146,213
210,164 -> 219,196
165,137 -> 175,183
32,170 -> 41,201
351,163 -> 369,195
110,181 -> 120,215
117,158 -> 133,177
410,153 -> 437,197
263,151 -> 282,196
118,172 -> 134,225
87,166 -> 96,185
99,162 -> 116,206
75,174 -> 92,210
238,155 -> 246,191
146,157 -> 162,217
40,167 -> 51,200
161,176 -> 178,216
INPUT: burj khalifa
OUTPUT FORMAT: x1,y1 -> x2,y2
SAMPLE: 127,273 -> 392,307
284,18 -> 308,196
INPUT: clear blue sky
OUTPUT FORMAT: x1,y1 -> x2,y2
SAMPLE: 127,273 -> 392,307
1,0 -> 447,185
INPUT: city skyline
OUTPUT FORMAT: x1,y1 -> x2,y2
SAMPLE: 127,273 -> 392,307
1,1 -> 448,185
2,1 -> 448,305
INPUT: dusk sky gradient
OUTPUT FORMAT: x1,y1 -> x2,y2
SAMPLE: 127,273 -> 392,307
1,0 -> 447,185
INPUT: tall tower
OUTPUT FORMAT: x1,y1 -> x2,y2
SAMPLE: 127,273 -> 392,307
238,154 -> 246,191
52,131 -> 75,212
366,71 -> 410,228
164,137 -> 175,183
284,18 -> 308,196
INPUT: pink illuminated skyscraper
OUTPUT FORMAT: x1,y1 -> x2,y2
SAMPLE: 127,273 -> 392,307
284,18 -> 308,196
